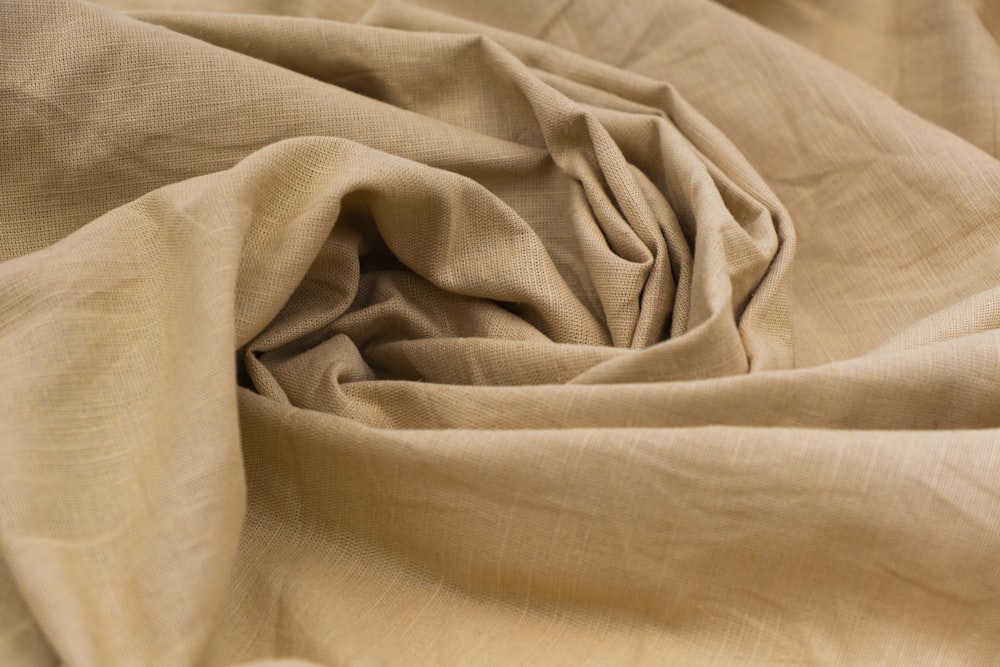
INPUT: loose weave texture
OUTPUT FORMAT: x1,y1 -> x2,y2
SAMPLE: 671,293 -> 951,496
2,0 -> 1000,665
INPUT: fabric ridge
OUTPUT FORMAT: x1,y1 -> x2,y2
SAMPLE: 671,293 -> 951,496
2,0 -> 1000,665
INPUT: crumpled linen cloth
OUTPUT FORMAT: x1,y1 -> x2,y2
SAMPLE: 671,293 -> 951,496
3,0 -> 1000,664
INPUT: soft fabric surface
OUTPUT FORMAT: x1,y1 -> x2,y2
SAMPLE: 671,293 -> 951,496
3,1 -> 1000,664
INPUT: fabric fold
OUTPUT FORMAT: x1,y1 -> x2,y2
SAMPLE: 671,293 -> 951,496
3,0 -> 1000,665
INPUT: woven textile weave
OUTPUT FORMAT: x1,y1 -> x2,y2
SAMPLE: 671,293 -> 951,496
3,0 -> 1000,664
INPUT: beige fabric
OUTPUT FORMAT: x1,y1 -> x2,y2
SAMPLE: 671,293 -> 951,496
2,0 -> 1000,664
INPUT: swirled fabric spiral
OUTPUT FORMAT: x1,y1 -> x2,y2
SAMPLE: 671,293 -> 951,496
3,0 -> 1000,665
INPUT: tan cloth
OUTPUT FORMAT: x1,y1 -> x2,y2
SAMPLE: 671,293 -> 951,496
3,0 -> 1000,664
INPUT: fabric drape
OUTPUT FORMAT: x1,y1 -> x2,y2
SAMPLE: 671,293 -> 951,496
3,0 -> 1000,664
